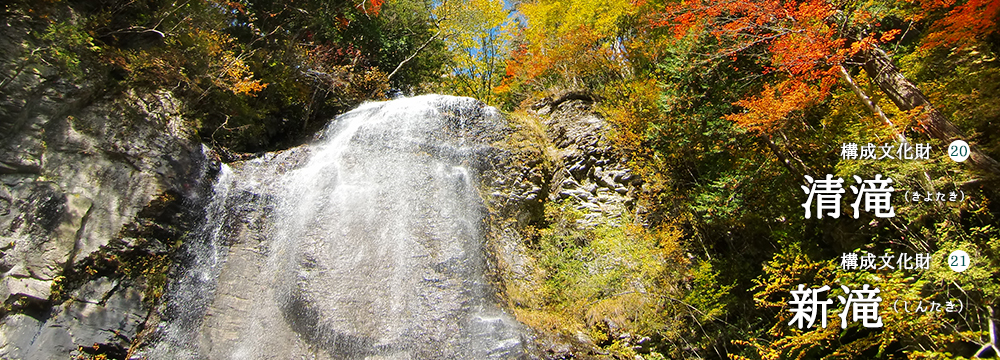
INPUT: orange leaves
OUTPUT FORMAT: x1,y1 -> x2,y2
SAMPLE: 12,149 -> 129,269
841,29 -> 901,57
847,36 -> 876,56
231,76 -> 268,95
336,15 -> 350,29
842,29 -> 902,58
652,0 -> 849,75
769,29 -> 843,76
222,1 -> 246,14
190,29 -> 267,96
919,0 -> 1000,50
354,0 -> 384,16
368,0 -> 385,15
880,29 -> 902,43
218,51 -> 268,95
499,0 -> 640,94
670,12 -> 700,39
794,0 -> 836,20
648,0 -> 912,134
904,0 -> 999,49
726,79 -> 819,133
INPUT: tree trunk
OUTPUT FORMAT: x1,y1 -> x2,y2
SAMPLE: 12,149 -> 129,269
861,46 -> 1000,176
762,133 -> 805,180
387,28 -> 442,82
837,65 -> 905,144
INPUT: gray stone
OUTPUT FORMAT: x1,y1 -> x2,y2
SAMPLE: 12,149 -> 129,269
0,14 -> 216,359
62,287 -> 146,353
0,314 -> 44,359
597,174 -> 616,189
70,277 -> 117,304
0,276 -> 53,301
536,98 -> 640,228
559,176 -> 580,190
562,189 -> 594,202
1,287 -> 147,360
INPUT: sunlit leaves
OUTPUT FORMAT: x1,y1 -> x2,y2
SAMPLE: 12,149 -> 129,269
916,0 -> 1000,50
197,29 -> 267,95
725,79 -> 818,133
37,20 -> 99,79
651,0 -> 904,134
433,0 -> 514,103
512,200 -> 696,357
500,0 -> 638,96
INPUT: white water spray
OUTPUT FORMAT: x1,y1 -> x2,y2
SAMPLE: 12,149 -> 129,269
150,95 -> 528,359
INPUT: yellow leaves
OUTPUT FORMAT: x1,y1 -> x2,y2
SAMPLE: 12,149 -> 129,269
350,67 -> 390,100
588,221 -> 684,289
217,51 -> 267,95
436,0 -> 510,40
191,29 -> 266,96
743,239 -> 986,359
509,200 -> 694,355
434,0 -> 514,102
512,307 -> 586,335
726,79 -> 819,133
503,0 -> 638,91
753,245 -> 837,314
730,339 -> 781,360
584,292 -> 660,334
520,0 -> 635,45
600,77 -> 660,156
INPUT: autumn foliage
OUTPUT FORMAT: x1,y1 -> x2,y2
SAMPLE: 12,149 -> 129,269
499,0 -> 637,98
651,0 -> 903,133
914,0 -> 1000,49
15,0 -> 1000,357
496,0 -> 1000,358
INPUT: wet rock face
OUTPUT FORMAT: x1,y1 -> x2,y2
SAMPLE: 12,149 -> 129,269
0,17 -> 216,358
0,82 -> 204,295
150,96 -> 531,360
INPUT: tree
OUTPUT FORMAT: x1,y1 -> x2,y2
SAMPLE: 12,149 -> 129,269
190,0 -> 446,150
654,0 -> 1000,176
499,0 -> 638,99
432,0 -> 514,104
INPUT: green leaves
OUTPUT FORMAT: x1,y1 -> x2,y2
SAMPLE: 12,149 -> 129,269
38,20 -> 98,79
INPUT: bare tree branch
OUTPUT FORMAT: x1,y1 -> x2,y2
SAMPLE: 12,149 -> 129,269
386,27 -> 443,82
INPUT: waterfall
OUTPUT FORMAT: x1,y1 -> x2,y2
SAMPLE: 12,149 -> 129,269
149,95 -> 529,359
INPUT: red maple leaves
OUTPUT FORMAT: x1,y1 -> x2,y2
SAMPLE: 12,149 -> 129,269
650,0 -> 906,133
918,0 -> 1000,49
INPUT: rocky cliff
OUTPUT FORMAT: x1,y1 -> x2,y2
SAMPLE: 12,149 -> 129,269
0,16 -> 217,358
482,93 -> 644,358
1,16 -> 638,357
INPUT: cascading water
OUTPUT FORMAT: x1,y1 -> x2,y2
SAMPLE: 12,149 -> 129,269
149,95 -> 530,359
